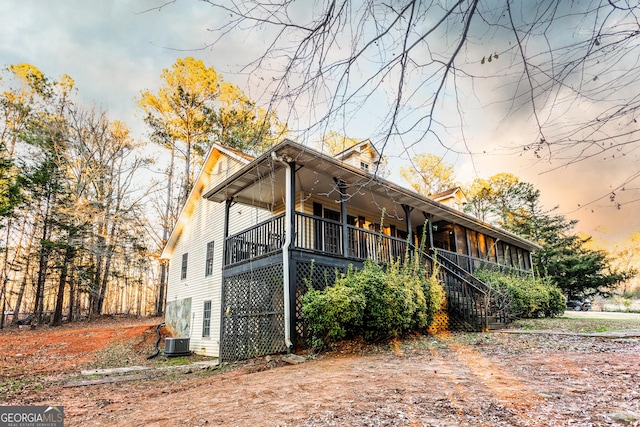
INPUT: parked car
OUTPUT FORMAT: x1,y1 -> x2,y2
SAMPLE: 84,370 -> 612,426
566,299 -> 592,311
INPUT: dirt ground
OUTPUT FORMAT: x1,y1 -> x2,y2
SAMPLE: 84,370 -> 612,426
1,317 -> 640,427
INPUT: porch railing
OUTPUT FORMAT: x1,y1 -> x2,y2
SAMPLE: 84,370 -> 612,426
431,249 -> 511,327
224,213 -> 285,265
225,212 -> 409,266
436,248 -> 532,277
223,212 -> 512,330
295,212 -> 408,263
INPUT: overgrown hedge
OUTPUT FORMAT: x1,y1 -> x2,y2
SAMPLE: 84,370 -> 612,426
474,269 -> 566,318
302,258 -> 445,348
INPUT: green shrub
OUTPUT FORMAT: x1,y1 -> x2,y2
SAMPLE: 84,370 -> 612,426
302,257 -> 445,347
302,279 -> 366,348
474,269 -> 566,318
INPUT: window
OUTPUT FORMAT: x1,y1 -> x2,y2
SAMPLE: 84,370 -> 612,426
202,300 -> 212,338
360,161 -> 370,171
205,241 -> 215,276
181,253 -> 188,280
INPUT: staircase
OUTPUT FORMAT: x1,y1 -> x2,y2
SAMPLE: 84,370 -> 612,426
419,249 -> 511,332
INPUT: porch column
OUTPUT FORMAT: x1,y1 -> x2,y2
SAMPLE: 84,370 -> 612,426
425,213 -> 435,252
283,161 -> 296,350
287,162 -> 296,247
529,251 -> 535,278
465,227 -> 473,274
402,204 -> 413,245
223,198 -> 232,265
336,179 -> 348,256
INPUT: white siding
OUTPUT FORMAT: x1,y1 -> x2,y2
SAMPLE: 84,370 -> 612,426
165,154 -> 275,357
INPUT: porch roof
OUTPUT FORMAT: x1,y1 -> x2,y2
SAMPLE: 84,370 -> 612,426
203,140 -> 541,252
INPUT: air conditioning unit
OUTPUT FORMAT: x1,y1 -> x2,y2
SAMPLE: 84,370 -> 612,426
164,338 -> 191,357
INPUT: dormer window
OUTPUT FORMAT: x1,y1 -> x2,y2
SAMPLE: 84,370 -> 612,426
360,161 -> 370,171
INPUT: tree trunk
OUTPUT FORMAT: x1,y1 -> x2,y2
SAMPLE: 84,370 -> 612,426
67,259 -> 76,322
52,236 -> 74,326
156,140 -> 175,316
96,245 -> 114,315
33,189 -> 54,326
12,255 -> 30,325
0,298 -> 5,329
33,243 -> 49,325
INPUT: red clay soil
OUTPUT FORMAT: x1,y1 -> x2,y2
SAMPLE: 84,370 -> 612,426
1,317 -> 640,426
0,316 -> 162,377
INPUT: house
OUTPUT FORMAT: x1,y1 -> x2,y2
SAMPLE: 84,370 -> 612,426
430,187 -> 467,211
333,139 -> 382,173
161,139 -> 540,361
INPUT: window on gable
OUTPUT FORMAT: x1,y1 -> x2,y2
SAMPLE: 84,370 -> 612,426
205,241 -> 215,277
181,253 -> 188,280
202,300 -> 212,338
360,161 -> 370,171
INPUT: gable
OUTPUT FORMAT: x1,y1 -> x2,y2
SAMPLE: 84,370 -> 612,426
335,139 -> 381,172
161,144 -> 252,260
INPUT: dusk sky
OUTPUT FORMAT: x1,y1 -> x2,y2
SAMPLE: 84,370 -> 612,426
1,1 -> 638,243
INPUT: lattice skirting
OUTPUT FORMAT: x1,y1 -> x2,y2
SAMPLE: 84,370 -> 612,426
294,261 -> 347,347
428,310 -> 450,333
220,262 -> 286,361
220,256 -> 473,361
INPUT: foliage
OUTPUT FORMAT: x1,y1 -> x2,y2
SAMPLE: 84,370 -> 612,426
316,131 -> 362,156
302,257 -> 445,348
465,173 -> 632,298
302,272 -> 366,348
0,142 -> 21,219
475,269 -> 565,318
540,236 -> 629,298
138,57 -> 286,205
400,153 -> 457,197
464,173 -> 538,225
0,63 -> 155,326
605,231 -> 640,295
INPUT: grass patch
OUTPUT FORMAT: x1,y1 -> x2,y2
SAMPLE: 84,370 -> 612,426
0,376 -> 44,399
512,317 -> 640,333
156,356 -> 196,366
87,341 -> 141,369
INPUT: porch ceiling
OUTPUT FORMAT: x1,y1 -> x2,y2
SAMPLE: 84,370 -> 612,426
203,140 -> 541,252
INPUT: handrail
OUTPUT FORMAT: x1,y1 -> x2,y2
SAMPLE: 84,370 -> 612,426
410,247 -> 489,331
294,212 -> 407,263
224,214 -> 286,266
430,248 -> 511,326
436,248 -> 532,277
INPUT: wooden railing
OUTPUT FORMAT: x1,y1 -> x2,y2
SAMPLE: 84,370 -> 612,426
223,212 -> 513,330
436,248 -> 532,277
431,249 -> 511,328
224,214 -> 285,266
294,212 -> 408,263
225,212 -> 409,266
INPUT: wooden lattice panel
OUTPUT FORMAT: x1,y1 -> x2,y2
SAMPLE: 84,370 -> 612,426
220,262 -> 286,361
294,261 -> 346,346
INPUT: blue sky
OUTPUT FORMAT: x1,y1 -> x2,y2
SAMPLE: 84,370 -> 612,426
1,0 -> 638,242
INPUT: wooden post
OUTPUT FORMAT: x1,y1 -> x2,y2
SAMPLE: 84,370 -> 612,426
402,204 -> 413,245
336,179 -> 348,257
287,162 -> 297,350
223,198 -> 232,265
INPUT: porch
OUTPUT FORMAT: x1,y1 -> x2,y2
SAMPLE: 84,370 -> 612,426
205,140 -> 539,361
223,211 -> 530,277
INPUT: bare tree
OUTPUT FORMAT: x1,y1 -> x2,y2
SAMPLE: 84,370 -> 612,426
191,0 -> 639,200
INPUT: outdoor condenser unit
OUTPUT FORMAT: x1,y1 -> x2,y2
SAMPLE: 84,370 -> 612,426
164,337 -> 191,357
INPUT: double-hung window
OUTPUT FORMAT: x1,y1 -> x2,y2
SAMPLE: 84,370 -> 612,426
202,300 -> 211,337
181,253 -> 188,280
205,241 -> 214,277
